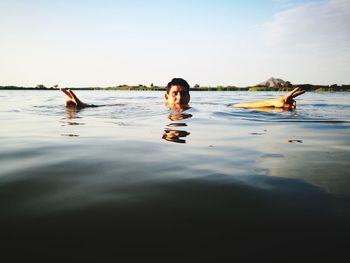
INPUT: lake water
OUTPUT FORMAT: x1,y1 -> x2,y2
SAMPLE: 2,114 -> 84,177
1,90 -> 350,261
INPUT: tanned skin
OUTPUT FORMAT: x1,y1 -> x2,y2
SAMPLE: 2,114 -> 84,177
234,87 -> 306,110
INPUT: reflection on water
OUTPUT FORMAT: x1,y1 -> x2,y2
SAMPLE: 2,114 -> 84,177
162,109 -> 192,143
65,107 -> 80,118
59,108 -> 86,135
61,133 -> 79,137
167,112 -> 192,121
288,139 -> 303,143
1,90 -> 350,261
67,121 -> 84,126
166,122 -> 187,127
162,129 -> 190,144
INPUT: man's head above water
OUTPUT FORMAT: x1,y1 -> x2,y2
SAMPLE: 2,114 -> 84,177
165,78 -> 190,107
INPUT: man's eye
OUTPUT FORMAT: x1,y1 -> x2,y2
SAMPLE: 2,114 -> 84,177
172,92 -> 177,96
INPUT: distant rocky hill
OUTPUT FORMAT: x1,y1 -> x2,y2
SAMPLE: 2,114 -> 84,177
257,77 -> 286,87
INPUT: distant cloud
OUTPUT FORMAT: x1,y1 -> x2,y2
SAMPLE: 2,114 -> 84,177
262,0 -> 350,53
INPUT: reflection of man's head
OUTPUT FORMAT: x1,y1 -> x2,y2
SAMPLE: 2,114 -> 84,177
168,113 -> 192,121
165,78 -> 190,107
162,129 -> 190,144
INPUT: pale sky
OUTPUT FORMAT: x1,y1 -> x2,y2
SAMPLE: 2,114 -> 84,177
1,0 -> 349,87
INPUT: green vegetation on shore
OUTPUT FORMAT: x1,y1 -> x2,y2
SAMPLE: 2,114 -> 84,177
1,83 -> 350,92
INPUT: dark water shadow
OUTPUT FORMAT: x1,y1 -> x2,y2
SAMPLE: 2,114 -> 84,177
1,172 -> 349,262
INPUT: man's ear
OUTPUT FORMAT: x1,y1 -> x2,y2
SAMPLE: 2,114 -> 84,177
165,93 -> 169,100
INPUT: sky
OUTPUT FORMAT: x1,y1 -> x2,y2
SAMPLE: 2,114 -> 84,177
0,0 -> 349,87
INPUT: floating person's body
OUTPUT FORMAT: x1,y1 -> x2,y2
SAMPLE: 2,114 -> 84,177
60,88 -> 98,109
60,78 -> 305,111
60,78 -> 306,144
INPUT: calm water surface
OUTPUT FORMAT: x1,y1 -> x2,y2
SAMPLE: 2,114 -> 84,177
1,90 -> 350,261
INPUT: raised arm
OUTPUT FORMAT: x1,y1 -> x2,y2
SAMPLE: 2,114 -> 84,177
60,88 -> 96,109
234,87 -> 306,110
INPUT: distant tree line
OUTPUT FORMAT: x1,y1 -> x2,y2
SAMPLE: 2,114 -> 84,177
0,84 -> 59,90
1,83 -> 350,91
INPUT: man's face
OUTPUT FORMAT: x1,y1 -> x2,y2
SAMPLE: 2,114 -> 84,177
165,85 -> 190,106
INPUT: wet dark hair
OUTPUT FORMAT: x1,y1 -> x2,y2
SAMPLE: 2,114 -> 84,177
166,78 -> 190,94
